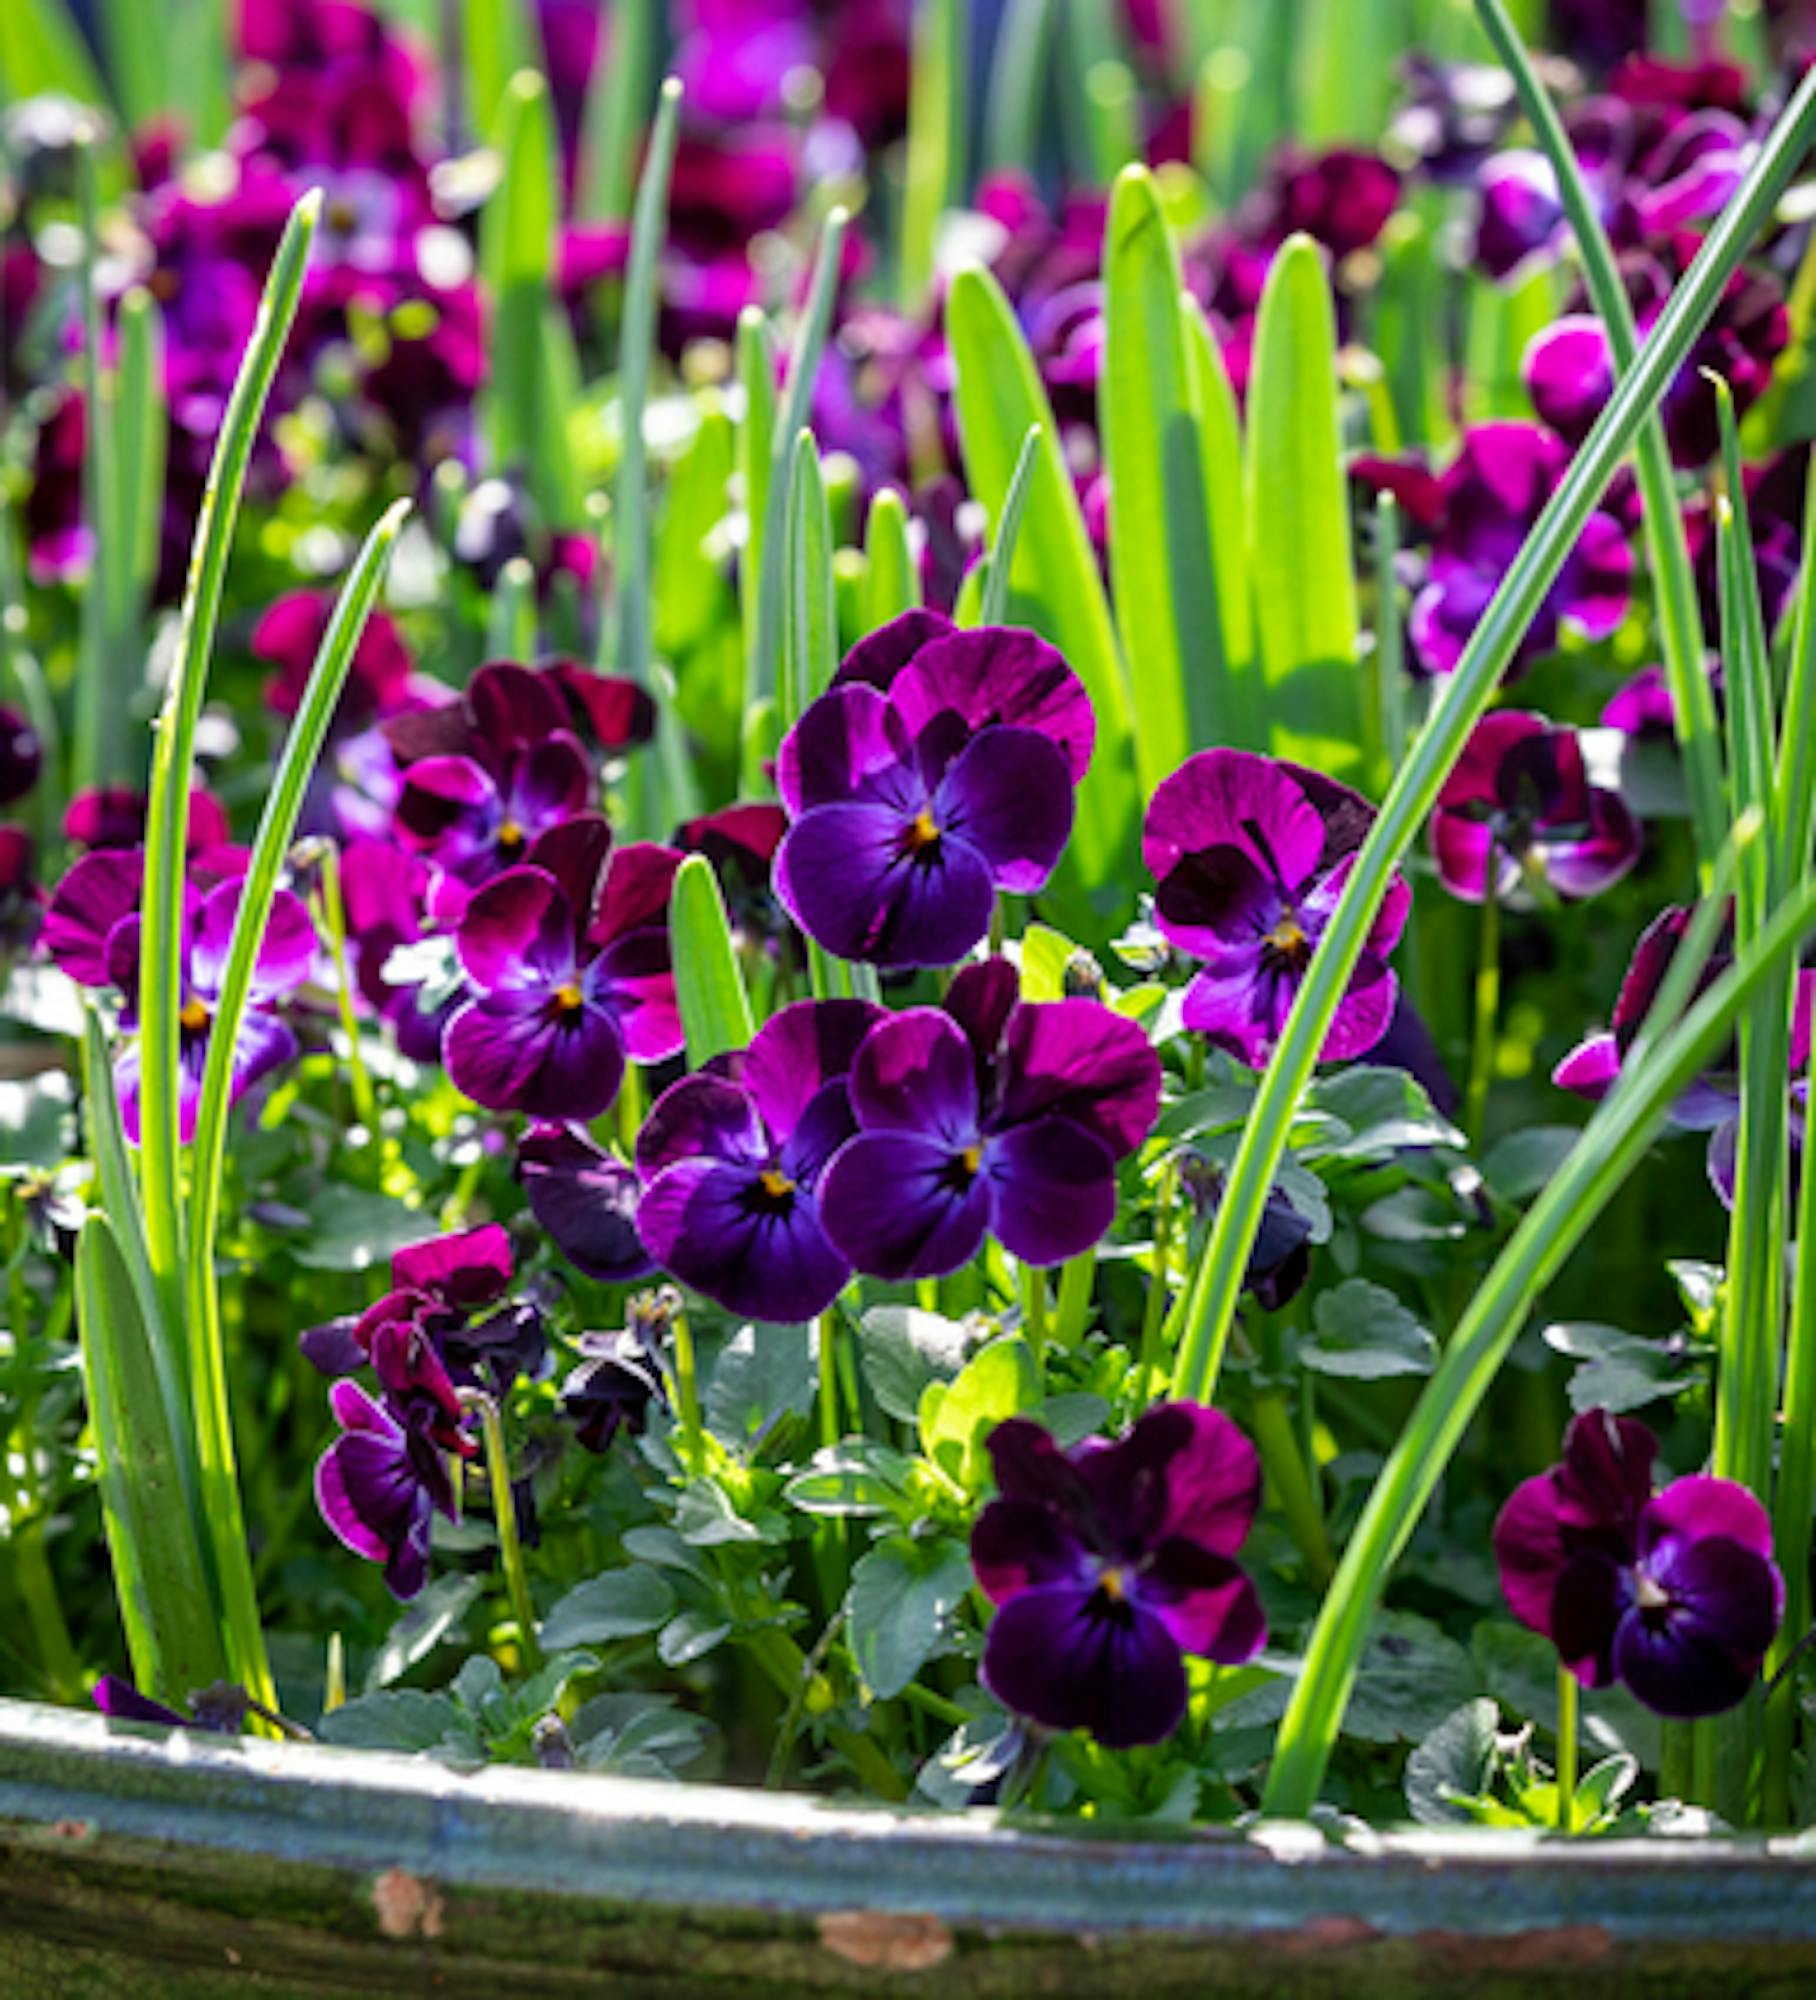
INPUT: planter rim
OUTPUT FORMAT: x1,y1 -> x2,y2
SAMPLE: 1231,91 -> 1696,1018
5,1693 -> 1816,1947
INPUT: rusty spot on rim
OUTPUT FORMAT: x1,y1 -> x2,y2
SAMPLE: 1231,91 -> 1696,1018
817,1909 -> 955,1971
372,1866 -> 446,1939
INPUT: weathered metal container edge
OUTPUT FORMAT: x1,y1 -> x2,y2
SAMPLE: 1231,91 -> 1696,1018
5,1695 -> 1816,1998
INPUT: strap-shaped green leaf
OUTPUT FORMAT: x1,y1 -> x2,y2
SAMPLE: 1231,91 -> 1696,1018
671,855 -> 757,1065
947,263 -> 1135,888
979,425 -> 1040,629
76,1215 -> 227,1709
862,489 -> 918,632
784,431 -> 837,732
1245,233 -> 1365,787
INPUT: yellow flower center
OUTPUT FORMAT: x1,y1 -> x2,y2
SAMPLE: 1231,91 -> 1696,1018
1633,1572 -> 1671,1612
1098,1566 -> 1129,1603
552,983 -> 585,1014
179,998 -> 212,1034
902,809 -> 942,856
498,819 -> 526,853
1265,915 -> 1307,957
758,1168 -> 795,1201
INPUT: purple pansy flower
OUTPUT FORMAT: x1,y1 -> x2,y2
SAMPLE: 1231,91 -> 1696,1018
41,848 -> 315,1142
971,1404 -> 1267,1748
1494,1408 -> 1783,1718
444,818 -> 683,1122
1554,905 -> 1814,1205
0,705 -> 42,806
636,998 -> 882,1321
1143,749 -> 1411,1069
561,1326 -> 665,1454
818,962 -> 1161,1280
1397,426 -> 1633,677
254,588 -> 417,732
1430,710 -> 1641,904
773,613 -> 1091,969
315,1377 -> 471,1600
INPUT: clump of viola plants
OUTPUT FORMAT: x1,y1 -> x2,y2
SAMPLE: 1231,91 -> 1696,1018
11,0 -> 1816,1843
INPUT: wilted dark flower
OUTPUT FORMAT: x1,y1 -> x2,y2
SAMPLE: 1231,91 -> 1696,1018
1430,710 -> 1641,904
971,1404 -> 1267,1748
774,613 -> 1092,969
818,963 -> 1160,1279
315,1377 -> 472,1600
560,1306 -> 669,1455
638,998 -> 881,1320
1144,749 -> 1410,1068
519,1123 -> 652,1284
1494,1408 -> 1782,1718
444,819 -> 682,1121
0,705 -> 42,806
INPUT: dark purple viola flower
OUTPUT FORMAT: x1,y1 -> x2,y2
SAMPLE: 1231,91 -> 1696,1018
1685,445 -> 1809,640
971,1404 -> 1266,1748
1403,425 -> 1632,677
676,801 -> 791,962
316,1378 -> 470,1601
62,784 -> 235,858
93,1676 -> 193,1729
1180,1156 -> 1315,1311
42,849 -> 316,1142
0,829 -> 43,957
1248,148 -> 1401,260
1602,663 -> 1681,739
0,705 -> 42,806
561,1326 -> 664,1454
93,1675 -> 255,1733
1143,749 -> 1411,1069
818,979 -> 1160,1280
1548,0 -> 1648,71
774,616 -> 1090,969
1431,710 -> 1641,905
338,836 -> 454,1062
253,589 -> 417,732
637,997 -> 882,1320
1555,905 -> 1815,1205
1389,55 -> 1518,186
392,1221 -> 514,1315
1494,1408 -> 1783,1718
444,819 -> 683,1121
519,1123 -> 652,1284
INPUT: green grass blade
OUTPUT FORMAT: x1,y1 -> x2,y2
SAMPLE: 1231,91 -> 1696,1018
1183,301 -> 1260,749
1245,233 -> 1366,788
979,424 -> 1040,628
486,555 -> 538,659
738,305 -> 777,727
1473,0 -> 1725,876
0,0 -> 108,110
98,0 -> 166,132
900,0 -> 965,308
578,0 -> 654,223
609,75 -> 682,689
1100,166 -> 1235,789
1264,830 -> 1816,1817
182,498 -> 412,1708
862,488 -> 918,632
479,71 -> 580,528
1168,59 -> 1816,1412
985,0 -> 1060,175
76,1215 -> 229,1708
671,854 -> 757,1066
74,133 -> 126,795
139,188 -> 320,1352
115,289 -> 167,611
784,430 -> 837,733
462,0 -> 539,152
749,209 -> 849,713
947,263 -> 1135,888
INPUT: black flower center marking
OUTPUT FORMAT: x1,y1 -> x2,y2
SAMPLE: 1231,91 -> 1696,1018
748,1167 -> 796,1216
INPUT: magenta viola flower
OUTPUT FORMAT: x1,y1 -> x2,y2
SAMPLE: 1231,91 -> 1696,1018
818,963 -> 1161,1280
774,613 -> 1092,969
444,819 -> 683,1122
315,1378 -> 471,1601
1430,711 -> 1641,905
1555,906 -> 1814,1205
1494,1409 -> 1783,1718
636,998 -> 882,1321
253,588 -> 417,731
1397,426 -> 1632,677
1144,749 -> 1410,1069
41,849 -> 315,1142
971,1404 -> 1267,1748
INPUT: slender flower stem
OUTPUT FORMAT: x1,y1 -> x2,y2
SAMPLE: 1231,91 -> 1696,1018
1054,1250 -> 1096,1349
816,1309 -> 842,1452
468,1390 -> 542,1673
1020,1262 -> 1050,1375
1661,1719 -> 1695,1804
1248,1389 -> 1332,1583
313,841 -> 378,1140
1555,1666 -> 1579,1835
669,1308 -> 705,1473
1138,1164 -> 1180,1401
1464,881 -> 1501,1142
